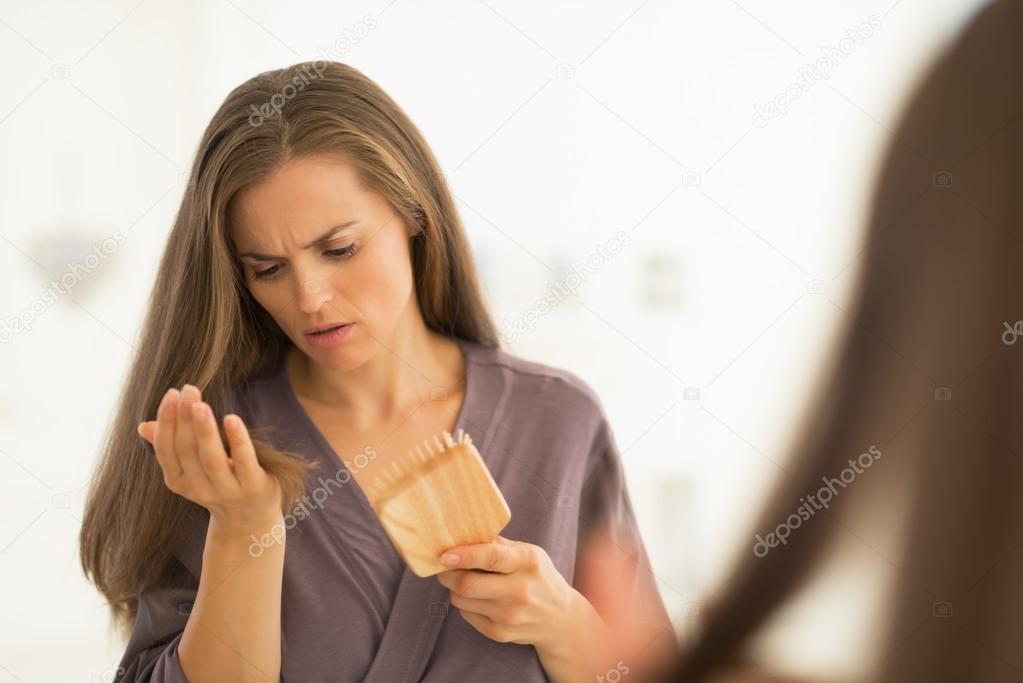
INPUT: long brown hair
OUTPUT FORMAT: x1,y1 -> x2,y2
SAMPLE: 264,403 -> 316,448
79,60 -> 499,637
666,1 -> 1023,680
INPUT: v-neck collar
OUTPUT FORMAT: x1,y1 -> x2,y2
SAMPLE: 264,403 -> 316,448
269,335 -> 511,682
274,334 -> 475,474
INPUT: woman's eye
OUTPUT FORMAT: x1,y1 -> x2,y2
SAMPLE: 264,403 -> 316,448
325,243 -> 359,260
250,243 -> 358,282
253,264 -> 281,280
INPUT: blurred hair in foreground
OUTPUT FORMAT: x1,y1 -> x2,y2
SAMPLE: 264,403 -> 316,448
579,0 -> 1023,680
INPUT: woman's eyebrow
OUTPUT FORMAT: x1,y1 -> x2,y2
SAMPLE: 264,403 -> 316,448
239,220 -> 359,261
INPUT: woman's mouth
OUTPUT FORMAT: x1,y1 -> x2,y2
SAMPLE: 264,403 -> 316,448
304,323 -> 355,348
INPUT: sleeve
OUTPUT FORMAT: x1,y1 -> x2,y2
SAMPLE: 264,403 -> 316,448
113,576 -> 198,682
573,417 -> 680,663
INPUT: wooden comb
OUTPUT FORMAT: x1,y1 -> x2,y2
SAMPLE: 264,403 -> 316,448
363,428 -> 511,577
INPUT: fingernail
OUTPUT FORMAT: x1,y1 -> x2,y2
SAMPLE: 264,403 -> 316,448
441,553 -> 459,566
182,384 -> 198,400
136,422 -> 145,436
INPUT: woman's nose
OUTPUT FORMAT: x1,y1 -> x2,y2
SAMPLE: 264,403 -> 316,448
296,276 -> 333,314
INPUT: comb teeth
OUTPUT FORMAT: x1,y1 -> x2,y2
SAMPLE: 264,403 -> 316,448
365,429 -> 470,502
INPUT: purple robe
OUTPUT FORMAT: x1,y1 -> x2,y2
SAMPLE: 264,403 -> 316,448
115,336 -> 672,681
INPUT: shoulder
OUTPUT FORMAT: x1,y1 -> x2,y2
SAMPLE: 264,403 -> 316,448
464,339 -> 611,435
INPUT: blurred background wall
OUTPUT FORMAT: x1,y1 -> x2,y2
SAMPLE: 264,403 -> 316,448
0,0 -> 991,680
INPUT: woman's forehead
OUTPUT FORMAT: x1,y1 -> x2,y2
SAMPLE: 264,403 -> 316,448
235,157 -> 361,215
228,157 -> 373,246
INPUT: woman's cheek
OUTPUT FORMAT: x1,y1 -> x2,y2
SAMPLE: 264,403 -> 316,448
357,243 -> 411,310
248,285 -> 274,317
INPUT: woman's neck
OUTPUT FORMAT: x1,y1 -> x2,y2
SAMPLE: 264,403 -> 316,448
286,315 -> 464,429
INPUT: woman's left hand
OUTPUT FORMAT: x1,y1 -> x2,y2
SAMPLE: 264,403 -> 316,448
434,535 -> 592,655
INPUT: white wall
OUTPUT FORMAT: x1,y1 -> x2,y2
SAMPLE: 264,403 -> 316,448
0,0 -> 989,680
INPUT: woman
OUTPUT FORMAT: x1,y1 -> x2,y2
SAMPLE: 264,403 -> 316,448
78,61 -> 674,681
580,0 -> 1023,681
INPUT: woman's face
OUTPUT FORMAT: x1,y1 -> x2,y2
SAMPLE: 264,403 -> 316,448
228,153 -> 417,369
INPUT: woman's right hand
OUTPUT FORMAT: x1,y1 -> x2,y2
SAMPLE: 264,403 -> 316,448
138,384 -> 283,527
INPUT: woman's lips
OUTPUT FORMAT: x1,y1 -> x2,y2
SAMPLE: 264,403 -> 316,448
304,323 -> 354,348
304,321 -> 351,334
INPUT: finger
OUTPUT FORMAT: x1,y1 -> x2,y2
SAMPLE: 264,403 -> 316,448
175,384 -> 211,486
138,420 -> 156,444
191,401 -> 240,497
437,569 -> 509,600
440,541 -> 521,574
449,592 -> 501,620
153,389 -> 183,479
224,414 -> 262,490
458,609 -> 508,643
